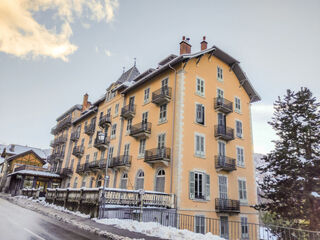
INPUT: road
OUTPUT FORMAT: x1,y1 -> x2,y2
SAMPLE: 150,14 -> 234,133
0,198 -> 108,240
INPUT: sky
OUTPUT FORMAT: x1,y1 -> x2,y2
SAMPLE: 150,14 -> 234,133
0,0 -> 319,154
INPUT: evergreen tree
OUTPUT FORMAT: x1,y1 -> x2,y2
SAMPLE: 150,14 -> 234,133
256,87 -> 320,231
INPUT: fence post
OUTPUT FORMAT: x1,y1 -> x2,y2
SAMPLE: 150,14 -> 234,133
63,188 -> 69,209
139,189 -> 145,222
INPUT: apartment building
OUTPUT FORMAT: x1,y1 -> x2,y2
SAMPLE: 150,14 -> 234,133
48,36 -> 261,234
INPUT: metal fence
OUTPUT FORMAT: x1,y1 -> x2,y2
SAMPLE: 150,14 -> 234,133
101,207 -> 320,240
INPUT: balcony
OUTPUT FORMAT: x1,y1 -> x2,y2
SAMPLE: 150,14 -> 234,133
47,154 -> 56,164
214,125 -> 234,141
70,131 -> 80,142
94,133 -> 110,150
215,155 -> 236,172
129,122 -> 151,139
60,168 -> 73,178
99,115 -> 112,128
152,87 -> 172,105
72,146 -> 84,158
121,104 -> 136,119
215,198 -> 240,214
144,147 -> 171,166
84,123 -> 95,136
88,159 -> 107,172
52,115 -> 72,135
54,151 -> 65,161
214,97 -> 233,114
50,140 -> 56,148
76,163 -> 90,175
109,155 -> 132,170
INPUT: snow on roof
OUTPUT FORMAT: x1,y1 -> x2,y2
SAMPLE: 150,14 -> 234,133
8,170 -> 61,178
0,144 -> 6,164
5,144 -> 50,159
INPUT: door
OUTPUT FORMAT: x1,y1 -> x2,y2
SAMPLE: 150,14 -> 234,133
220,216 -> 229,239
129,96 -> 135,111
217,89 -> 224,106
219,176 -> 228,199
123,144 -> 130,162
218,141 -> 226,165
157,134 -> 166,157
142,112 -> 148,129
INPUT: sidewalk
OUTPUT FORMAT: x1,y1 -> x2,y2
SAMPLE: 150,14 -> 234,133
0,193 -> 165,240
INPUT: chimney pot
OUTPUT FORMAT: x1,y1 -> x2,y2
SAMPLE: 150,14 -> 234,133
201,36 -> 208,51
179,36 -> 192,55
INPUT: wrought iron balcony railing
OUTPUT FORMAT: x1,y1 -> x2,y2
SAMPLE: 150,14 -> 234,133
215,155 -> 236,172
84,123 -> 95,136
152,87 -> 172,105
76,163 -> 90,174
109,155 -> 132,169
94,133 -> 110,150
129,122 -> 151,138
54,151 -> 65,161
214,97 -> 233,114
60,168 -> 73,177
144,147 -> 171,166
215,198 -> 240,213
121,104 -> 136,119
72,146 -> 84,158
99,115 -> 112,128
52,115 -> 72,135
70,131 -> 80,142
214,125 -> 234,141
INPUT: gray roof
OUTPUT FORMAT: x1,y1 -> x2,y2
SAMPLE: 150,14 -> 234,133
8,170 -> 61,178
123,46 -> 261,103
4,144 -> 50,159
72,106 -> 98,125
115,66 -> 140,84
56,104 -> 82,121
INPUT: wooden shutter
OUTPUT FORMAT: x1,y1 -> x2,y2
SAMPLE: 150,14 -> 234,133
196,104 -> 201,123
201,105 -> 205,124
189,171 -> 195,199
205,174 -> 210,200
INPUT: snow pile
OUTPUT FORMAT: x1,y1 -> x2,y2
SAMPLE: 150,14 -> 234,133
311,192 -> 320,198
95,218 -> 224,240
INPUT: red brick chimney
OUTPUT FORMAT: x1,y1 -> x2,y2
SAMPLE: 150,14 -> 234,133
82,93 -> 89,111
180,36 -> 191,55
201,36 -> 207,51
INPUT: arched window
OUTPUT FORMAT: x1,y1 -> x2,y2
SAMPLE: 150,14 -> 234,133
96,175 -> 103,188
135,170 -> 144,190
155,169 -> 165,192
120,173 -> 128,189
73,177 -> 78,188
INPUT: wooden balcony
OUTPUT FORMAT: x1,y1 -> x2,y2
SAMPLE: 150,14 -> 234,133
109,155 -> 131,170
215,198 -> 240,214
70,131 -> 80,142
129,122 -> 151,139
215,155 -> 236,172
84,123 -> 95,136
60,168 -> 73,178
99,115 -> 112,128
214,97 -> 233,114
214,125 -> 234,141
152,87 -> 172,105
72,146 -> 84,158
121,104 -> 136,119
88,159 -> 107,172
144,147 -> 171,166
94,133 -> 110,150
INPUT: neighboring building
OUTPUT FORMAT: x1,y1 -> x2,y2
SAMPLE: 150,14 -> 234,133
0,144 -> 58,195
49,36 -> 261,231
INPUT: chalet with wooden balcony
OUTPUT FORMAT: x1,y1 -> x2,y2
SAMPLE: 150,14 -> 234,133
215,198 -> 240,214
121,104 -> 136,119
152,87 -> 172,105
72,146 -> 84,158
84,123 -> 95,136
214,97 -> 233,114
109,155 -> 131,170
144,147 -> 171,166
99,115 -> 112,128
94,132 -> 109,150
129,122 -> 151,139
215,155 -> 236,172
214,125 -> 234,141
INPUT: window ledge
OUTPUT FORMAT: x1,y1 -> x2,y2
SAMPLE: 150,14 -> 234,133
138,154 -> 145,159
110,136 -> 116,140
192,198 -> 209,203
194,122 -> 206,127
217,78 -> 223,82
195,92 -> 205,98
240,201 -> 249,206
237,164 -> 246,169
194,154 -> 206,159
235,110 -> 242,114
158,119 -> 168,125
143,100 -> 150,106
113,114 -> 119,118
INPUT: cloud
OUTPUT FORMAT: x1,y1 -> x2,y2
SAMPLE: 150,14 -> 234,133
0,0 -> 119,61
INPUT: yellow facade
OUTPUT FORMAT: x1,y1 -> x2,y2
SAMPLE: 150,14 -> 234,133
49,40 -> 260,226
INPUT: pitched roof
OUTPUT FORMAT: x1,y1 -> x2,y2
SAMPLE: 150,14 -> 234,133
6,150 -> 46,164
72,106 -> 98,125
123,46 -> 261,103
4,144 -> 50,159
56,104 -> 82,121
116,66 -> 140,84
8,170 -> 61,178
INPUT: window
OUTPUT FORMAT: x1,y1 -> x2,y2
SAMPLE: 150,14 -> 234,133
195,215 -> 205,234
155,169 -> 165,192
115,103 -> 119,116
81,176 -> 86,188
159,104 -> 167,123
85,154 -> 90,163
93,152 -> 98,161
236,120 -> 243,138
161,78 -> 168,88
111,124 -> 117,139
89,135 -> 93,145
217,66 -> 223,81
195,104 -> 205,125
135,170 -> 144,190
195,133 -> 205,157
101,150 -> 105,160
120,173 -> 128,189
127,119 -> 132,132
142,112 -> 148,123
144,88 -> 150,103
196,78 -> 205,96
218,175 -> 228,199
124,143 -> 130,156
139,139 -> 146,156
217,88 -> 224,98
73,177 -> 78,188
237,147 -> 244,167
107,146 -> 114,161
107,108 -> 111,117
96,175 -> 103,187
238,179 -> 248,203
241,216 -> 249,239
81,138 -> 85,147
157,133 -> 166,149
235,97 -> 241,113
189,172 -> 210,200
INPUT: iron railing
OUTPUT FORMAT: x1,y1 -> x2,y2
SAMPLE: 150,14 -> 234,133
52,115 -> 72,134
215,198 -> 240,213
70,131 -> 80,141
121,104 -> 136,119
60,167 -> 73,177
99,115 -> 112,128
129,122 -> 151,137
214,97 -> 233,114
94,134 -> 110,150
215,155 -> 236,172
214,125 -> 234,141
84,123 -> 95,136
109,155 -> 132,168
152,87 -> 172,105
144,147 -> 171,164
72,146 -> 84,158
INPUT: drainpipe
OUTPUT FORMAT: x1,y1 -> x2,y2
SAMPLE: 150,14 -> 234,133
168,63 -> 177,194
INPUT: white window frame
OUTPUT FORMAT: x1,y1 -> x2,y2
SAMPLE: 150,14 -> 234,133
194,215 -> 206,234
159,104 -> 167,123
195,103 -> 205,125
195,77 -> 205,97
107,146 -> 114,162
240,215 -> 249,239
111,124 -> 117,139
238,177 -> 248,204
114,103 -> 119,116
236,146 -> 245,167
217,66 -> 223,82
236,120 -> 243,138
235,97 -> 241,113
144,87 -> 150,104
194,132 -> 206,158
126,119 -> 132,133
139,139 -> 146,156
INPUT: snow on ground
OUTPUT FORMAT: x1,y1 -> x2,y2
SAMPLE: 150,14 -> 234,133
95,218 -> 224,240
311,192 -> 320,198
